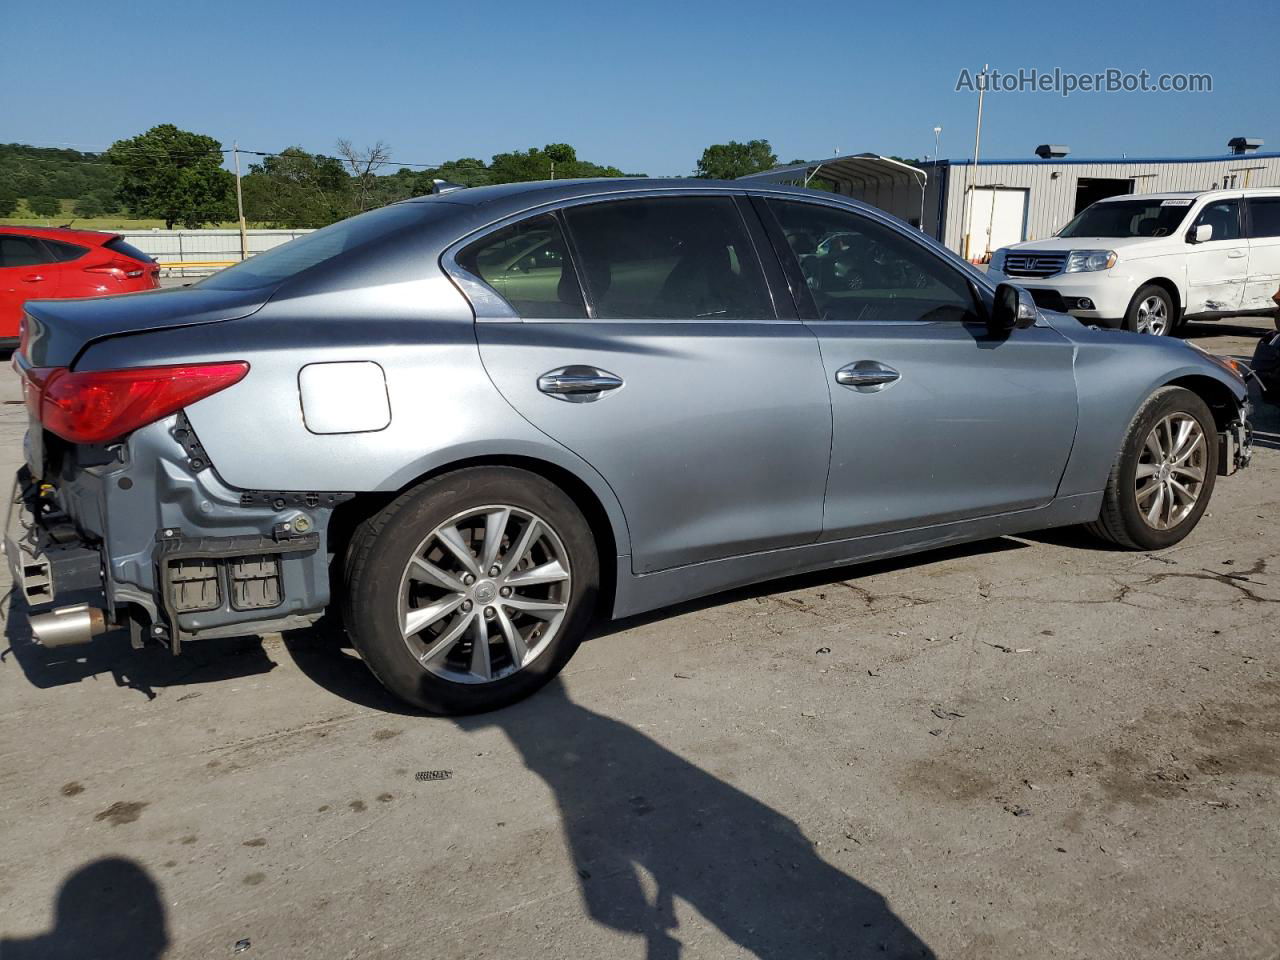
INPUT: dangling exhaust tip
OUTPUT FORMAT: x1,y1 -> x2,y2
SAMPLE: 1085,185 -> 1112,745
29,604 -> 110,647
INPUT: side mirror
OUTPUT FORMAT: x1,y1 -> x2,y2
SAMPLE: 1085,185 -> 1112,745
990,282 -> 1038,335
1191,223 -> 1213,244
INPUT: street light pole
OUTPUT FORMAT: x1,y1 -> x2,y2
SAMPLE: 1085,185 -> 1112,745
932,125 -> 942,164
233,141 -> 248,261
960,64 -> 988,260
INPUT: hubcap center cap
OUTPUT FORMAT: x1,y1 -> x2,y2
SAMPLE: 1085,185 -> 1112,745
1158,463 -> 1172,483
472,580 -> 497,604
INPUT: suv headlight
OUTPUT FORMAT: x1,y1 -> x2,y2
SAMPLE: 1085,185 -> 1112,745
1066,250 -> 1117,273
989,248 -> 1007,273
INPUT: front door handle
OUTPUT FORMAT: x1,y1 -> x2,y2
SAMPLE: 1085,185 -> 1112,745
537,365 -> 624,403
1227,249 -> 1246,259
835,361 -> 900,391
21,274 -> 45,282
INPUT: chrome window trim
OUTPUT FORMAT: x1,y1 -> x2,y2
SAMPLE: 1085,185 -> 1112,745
440,187 -> 802,325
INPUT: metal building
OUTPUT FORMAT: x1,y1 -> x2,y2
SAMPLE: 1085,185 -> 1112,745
743,142 -> 1280,261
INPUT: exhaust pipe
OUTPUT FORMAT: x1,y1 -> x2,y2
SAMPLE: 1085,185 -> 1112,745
29,604 -> 110,648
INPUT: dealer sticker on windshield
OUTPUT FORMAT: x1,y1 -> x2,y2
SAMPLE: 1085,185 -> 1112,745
1161,199 -> 1194,206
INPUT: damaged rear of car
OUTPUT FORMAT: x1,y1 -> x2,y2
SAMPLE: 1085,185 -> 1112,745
5,199 -> 454,653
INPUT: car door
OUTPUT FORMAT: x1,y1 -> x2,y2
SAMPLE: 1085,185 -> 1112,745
465,193 -> 832,574
0,234 -> 62,338
1184,197 -> 1248,314
1243,195 -> 1280,312
758,196 -> 1078,541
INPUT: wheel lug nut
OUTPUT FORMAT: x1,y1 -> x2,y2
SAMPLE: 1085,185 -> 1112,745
485,606 -> 496,619
488,566 -> 500,577
500,586 -> 512,598
462,600 -> 473,612
463,574 -> 475,586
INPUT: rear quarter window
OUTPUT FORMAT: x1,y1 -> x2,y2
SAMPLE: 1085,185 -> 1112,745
104,237 -> 154,263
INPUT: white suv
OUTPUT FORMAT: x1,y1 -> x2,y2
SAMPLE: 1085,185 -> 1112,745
990,188 -> 1280,335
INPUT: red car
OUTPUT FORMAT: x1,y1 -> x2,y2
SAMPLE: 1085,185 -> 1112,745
0,226 -> 160,345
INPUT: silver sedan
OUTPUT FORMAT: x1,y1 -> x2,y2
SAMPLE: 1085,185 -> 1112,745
12,179 -> 1253,712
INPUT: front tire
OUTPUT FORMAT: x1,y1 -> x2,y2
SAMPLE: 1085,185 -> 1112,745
1125,284 -> 1176,336
1086,386 -> 1218,550
343,467 -> 599,713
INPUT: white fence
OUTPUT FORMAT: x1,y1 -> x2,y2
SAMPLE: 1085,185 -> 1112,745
117,229 -> 314,276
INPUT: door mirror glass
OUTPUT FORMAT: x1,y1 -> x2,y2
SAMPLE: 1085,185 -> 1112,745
1192,223 -> 1214,244
990,282 -> 1038,334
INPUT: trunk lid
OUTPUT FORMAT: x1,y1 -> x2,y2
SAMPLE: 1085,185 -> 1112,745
22,284 -> 273,368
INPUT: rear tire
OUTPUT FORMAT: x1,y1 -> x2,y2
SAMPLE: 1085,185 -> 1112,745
343,467 -> 599,713
1125,284 -> 1176,336
1085,386 -> 1218,550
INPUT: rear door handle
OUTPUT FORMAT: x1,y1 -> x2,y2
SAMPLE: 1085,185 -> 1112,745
835,361 -> 900,391
21,274 -> 45,282
537,365 -> 624,402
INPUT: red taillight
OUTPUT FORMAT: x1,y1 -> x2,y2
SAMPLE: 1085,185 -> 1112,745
31,362 -> 249,444
86,259 -> 148,280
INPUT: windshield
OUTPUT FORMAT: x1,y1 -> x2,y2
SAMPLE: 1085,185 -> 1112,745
197,202 -> 430,291
1058,199 -> 1193,239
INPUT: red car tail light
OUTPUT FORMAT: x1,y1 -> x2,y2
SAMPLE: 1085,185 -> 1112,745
86,259 -> 147,280
33,362 -> 249,444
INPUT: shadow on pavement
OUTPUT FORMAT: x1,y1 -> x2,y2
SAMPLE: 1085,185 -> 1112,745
0,857 -> 168,960
1,592 -> 276,700
458,681 -> 935,959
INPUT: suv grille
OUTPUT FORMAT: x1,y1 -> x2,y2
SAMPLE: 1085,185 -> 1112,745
1003,251 -> 1067,278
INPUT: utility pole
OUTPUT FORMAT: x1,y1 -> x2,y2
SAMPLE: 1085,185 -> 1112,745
960,64 -> 988,260
233,141 -> 248,261
550,160 -> 555,181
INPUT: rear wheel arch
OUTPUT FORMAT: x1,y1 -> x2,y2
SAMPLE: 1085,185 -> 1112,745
329,454 -> 622,624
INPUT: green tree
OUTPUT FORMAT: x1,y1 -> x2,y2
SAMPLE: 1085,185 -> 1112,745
488,144 -> 632,184
695,139 -> 777,180
414,157 -> 491,193
72,195 -> 104,218
105,124 -> 235,228
0,188 -> 18,217
29,195 -> 61,217
242,147 -> 352,228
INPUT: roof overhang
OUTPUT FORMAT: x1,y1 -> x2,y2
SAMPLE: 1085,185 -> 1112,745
737,153 -> 927,194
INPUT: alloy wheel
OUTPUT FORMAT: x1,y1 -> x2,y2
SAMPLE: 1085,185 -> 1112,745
397,505 -> 571,684
1135,412 -> 1207,530
1135,295 -> 1170,336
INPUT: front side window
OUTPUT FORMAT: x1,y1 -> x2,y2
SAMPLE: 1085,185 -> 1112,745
456,214 -> 585,319
0,235 -> 53,268
563,196 -> 773,320
767,200 -> 980,324
1191,200 -> 1242,241
1246,197 -> 1280,238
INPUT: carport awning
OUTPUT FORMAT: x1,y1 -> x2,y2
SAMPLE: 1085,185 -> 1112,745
738,153 -> 927,226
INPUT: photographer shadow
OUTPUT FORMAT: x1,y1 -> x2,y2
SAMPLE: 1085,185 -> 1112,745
457,681 -> 935,960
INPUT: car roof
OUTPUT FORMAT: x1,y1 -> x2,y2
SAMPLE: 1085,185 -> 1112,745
1103,186 -> 1280,203
0,225 -> 117,245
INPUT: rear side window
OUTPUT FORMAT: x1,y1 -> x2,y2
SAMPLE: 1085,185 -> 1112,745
0,235 -> 54,268
45,239 -> 90,262
1192,200 -> 1241,241
563,196 -> 773,320
456,214 -> 586,319
104,237 -> 154,263
766,199 -> 980,324
1247,197 -> 1280,238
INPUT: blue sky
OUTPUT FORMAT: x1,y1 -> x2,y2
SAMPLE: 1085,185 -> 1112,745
6,0 -> 1275,175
